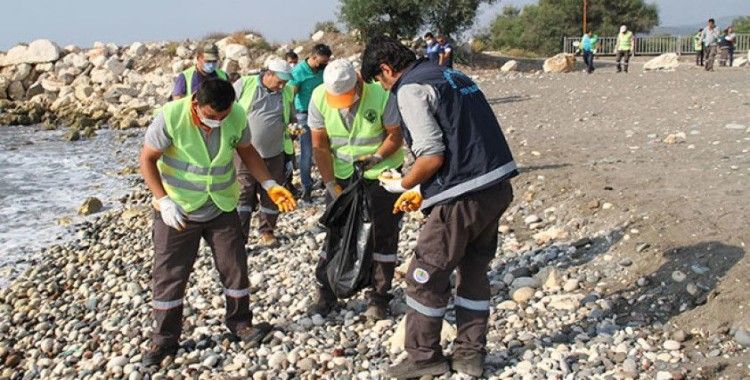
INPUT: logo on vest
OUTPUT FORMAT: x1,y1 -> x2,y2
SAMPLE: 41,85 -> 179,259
413,267 -> 430,284
363,109 -> 377,123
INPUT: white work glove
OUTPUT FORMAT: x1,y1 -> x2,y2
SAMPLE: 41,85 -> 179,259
158,196 -> 187,231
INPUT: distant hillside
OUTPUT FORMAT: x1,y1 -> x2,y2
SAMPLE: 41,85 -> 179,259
648,15 -> 740,36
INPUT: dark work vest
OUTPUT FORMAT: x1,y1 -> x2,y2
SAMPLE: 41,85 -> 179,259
392,58 -> 517,210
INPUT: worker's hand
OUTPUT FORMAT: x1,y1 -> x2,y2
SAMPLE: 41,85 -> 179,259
263,180 -> 296,212
287,123 -> 306,136
393,188 -> 423,214
359,153 -> 383,170
325,181 -> 343,199
379,177 -> 407,193
157,196 -> 187,231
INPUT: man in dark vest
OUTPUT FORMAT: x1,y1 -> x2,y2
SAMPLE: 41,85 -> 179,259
362,36 -> 517,378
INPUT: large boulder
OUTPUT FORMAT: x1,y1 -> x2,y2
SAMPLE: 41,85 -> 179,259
128,42 -> 147,57
0,39 -> 61,66
103,56 -> 126,76
11,63 -> 32,81
733,57 -> 748,68
223,44 -> 250,60
7,81 -> 25,100
501,60 -> 518,72
311,30 -> 326,42
543,53 -> 576,73
644,53 -> 679,71
41,77 -> 65,92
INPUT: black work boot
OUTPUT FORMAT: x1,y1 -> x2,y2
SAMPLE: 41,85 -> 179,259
142,342 -> 179,367
386,358 -> 450,379
308,287 -> 336,317
235,322 -> 273,348
451,351 -> 486,377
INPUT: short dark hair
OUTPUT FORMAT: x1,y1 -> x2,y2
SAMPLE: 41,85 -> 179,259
708,18 -> 715,23
195,79 -> 235,112
361,35 -> 417,83
285,50 -> 298,60
312,44 -> 332,58
424,32 -> 434,39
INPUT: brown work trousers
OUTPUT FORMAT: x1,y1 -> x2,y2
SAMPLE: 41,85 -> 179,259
151,211 -> 251,346
236,154 -> 286,243
705,45 -> 718,71
315,177 -> 403,305
615,50 -> 631,72
405,180 -> 513,363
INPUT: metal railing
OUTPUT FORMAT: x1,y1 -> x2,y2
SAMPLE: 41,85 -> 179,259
563,34 -> 750,56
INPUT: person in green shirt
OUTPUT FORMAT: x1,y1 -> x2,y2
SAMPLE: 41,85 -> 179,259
288,43 -> 332,202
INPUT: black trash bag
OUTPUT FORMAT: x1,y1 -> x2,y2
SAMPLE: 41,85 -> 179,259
319,167 -> 374,299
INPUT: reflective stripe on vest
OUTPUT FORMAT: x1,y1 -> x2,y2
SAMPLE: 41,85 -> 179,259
311,82 -> 404,180
157,98 -> 245,212
181,66 -> 228,98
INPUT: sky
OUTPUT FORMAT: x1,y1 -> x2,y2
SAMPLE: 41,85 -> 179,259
2,0 -> 749,50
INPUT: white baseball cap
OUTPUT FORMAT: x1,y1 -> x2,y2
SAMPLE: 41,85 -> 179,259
323,59 -> 358,109
267,59 -> 293,81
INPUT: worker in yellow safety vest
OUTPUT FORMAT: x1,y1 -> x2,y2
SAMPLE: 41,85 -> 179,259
139,79 -> 295,366
615,25 -> 635,73
307,59 -> 405,320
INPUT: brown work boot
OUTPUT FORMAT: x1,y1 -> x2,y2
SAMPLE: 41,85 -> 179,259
386,358 -> 450,379
235,322 -> 273,347
451,351 -> 485,377
308,287 -> 336,317
259,232 -> 278,247
142,342 -> 179,367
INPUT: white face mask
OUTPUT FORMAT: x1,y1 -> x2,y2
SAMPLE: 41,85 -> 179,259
197,108 -> 222,129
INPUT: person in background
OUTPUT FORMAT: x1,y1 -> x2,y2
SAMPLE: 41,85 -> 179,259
424,32 -> 440,64
172,44 -> 227,100
285,51 -> 299,67
581,30 -> 595,74
702,18 -> 721,71
725,26 -> 737,67
718,28 -> 731,66
615,25 -> 634,73
362,36 -> 517,379
283,50 -> 301,196
307,59 -> 405,320
694,28 -> 704,66
233,59 -> 295,247
436,34 -> 453,68
288,44 -> 333,202
139,79 -> 296,366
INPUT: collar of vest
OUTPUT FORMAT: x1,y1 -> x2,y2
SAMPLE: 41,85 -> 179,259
392,58 -> 430,93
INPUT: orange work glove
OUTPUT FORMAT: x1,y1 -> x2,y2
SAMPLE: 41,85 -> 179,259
263,181 -> 297,213
393,188 -> 423,214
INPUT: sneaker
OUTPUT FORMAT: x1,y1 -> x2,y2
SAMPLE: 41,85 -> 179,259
235,323 -> 273,347
258,232 -> 278,247
142,343 -> 179,367
308,288 -> 336,317
451,351 -> 485,377
386,358 -> 450,379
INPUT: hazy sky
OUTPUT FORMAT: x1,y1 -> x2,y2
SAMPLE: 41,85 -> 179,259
2,0 -> 748,50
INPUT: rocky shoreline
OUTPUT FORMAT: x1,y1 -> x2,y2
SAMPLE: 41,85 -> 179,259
2,34 -> 750,379
0,169 -> 747,378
